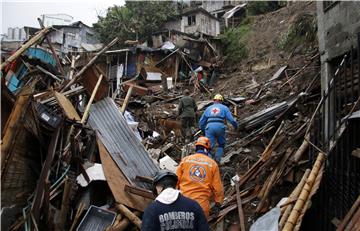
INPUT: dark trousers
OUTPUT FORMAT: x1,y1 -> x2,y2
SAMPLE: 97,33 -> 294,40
181,117 -> 195,140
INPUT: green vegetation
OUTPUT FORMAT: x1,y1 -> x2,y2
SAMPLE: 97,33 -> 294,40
219,18 -> 252,65
94,1 -> 181,45
247,1 -> 286,15
278,14 -> 317,52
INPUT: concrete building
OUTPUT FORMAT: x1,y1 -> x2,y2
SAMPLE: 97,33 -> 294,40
300,2 -> 360,230
45,21 -> 101,54
316,1 -> 360,137
2,27 -> 26,41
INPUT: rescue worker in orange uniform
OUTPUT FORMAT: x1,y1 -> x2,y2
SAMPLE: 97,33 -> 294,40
176,136 -> 224,217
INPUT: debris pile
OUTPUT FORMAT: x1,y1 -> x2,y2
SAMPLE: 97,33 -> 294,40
0,19 -> 222,231
3,2 -> 357,231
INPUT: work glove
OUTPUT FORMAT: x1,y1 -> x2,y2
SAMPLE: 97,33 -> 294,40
212,202 -> 221,216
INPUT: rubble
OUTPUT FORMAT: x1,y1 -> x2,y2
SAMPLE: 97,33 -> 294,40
1,2 -> 359,231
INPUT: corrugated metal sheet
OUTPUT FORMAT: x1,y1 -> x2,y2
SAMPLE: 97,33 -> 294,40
88,97 -> 159,188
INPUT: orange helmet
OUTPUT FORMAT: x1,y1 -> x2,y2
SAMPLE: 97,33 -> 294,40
195,136 -> 211,150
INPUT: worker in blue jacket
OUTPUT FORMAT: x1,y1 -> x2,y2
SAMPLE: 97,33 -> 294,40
199,94 -> 238,163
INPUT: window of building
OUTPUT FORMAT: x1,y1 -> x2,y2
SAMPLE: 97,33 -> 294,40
323,1 -> 339,12
188,15 -> 196,26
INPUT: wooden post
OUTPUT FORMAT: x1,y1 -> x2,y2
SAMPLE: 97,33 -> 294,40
116,204 -> 142,228
120,85 -> 134,113
174,54 -> 179,88
291,136 -> 309,163
37,18 -> 65,75
235,182 -> 246,231
69,55 -> 76,80
283,152 -> 325,231
81,74 -> 103,124
61,37 -> 118,92
161,74 -> 168,93
1,27 -> 51,70
125,51 -> 128,78
55,178 -> 71,231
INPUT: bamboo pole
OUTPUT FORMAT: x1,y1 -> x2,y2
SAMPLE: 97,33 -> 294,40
80,74 -> 103,123
116,204 -> 142,228
1,27 -> 51,70
120,85 -> 134,113
61,37 -> 118,92
283,152 -> 325,231
293,165 -> 324,231
279,169 -> 311,229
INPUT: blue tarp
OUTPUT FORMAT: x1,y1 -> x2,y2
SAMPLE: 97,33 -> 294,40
24,47 -> 56,67
5,47 -> 56,92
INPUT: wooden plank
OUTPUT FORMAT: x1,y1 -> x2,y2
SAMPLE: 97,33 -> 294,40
235,182 -> 246,231
37,18 -> 64,75
54,91 -> 81,121
351,148 -> 360,159
116,204 -> 142,228
81,74 -> 103,123
120,85 -> 133,113
80,66 -> 109,101
336,195 -> 360,231
269,65 -> 287,81
98,138 -> 152,212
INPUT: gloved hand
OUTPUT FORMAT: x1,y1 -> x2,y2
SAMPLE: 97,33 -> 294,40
212,202 -> 221,216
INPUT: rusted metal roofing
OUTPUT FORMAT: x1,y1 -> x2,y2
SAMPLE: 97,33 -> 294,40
88,97 -> 159,188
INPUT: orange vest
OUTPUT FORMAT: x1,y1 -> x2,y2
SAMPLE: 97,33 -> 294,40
176,153 -> 224,217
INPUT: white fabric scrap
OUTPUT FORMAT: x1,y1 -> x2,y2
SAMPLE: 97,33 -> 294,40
156,188 -> 180,204
76,163 -> 106,187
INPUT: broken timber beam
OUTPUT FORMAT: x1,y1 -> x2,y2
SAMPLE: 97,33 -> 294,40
81,74 -> 103,123
116,204 -> 142,228
1,27 -> 51,70
120,85 -> 134,113
108,211 -> 142,231
61,37 -> 118,92
336,195 -> 360,231
37,18 -> 65,75
124,185 -> 155,200
235,182 -> 246,231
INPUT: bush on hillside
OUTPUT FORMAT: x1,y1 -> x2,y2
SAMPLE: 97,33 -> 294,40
278,13 -> 317,52
219,18 -> 252,65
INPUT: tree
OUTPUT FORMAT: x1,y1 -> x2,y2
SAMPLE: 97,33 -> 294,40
94,1 -> 181,45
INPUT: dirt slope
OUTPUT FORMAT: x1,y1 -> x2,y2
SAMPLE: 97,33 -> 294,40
216,2 -> 318,119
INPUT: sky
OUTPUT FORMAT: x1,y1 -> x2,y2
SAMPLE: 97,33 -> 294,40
1,0 -> 125,34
